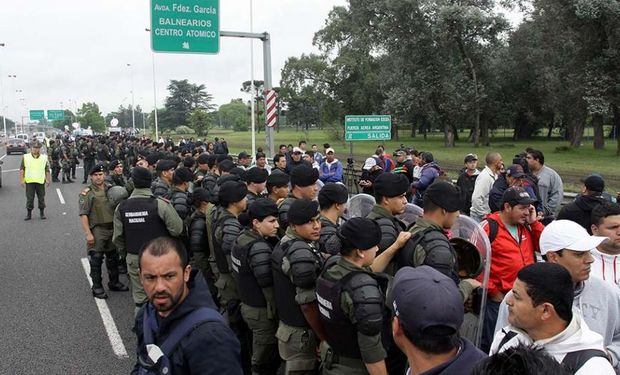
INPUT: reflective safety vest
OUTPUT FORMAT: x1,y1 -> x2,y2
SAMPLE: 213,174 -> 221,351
24,154 -> 48,184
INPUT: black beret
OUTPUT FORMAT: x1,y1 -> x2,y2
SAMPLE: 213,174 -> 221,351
424,181 -> 462,212
109,160 -> 122,169
290,165 -> 319,187
267,172 -> 290,188
319,183 -> 349,204
197,153 -> 210,165
218,181 -> 248,205
218,159 -> 235,173
132,166 -> 153,189
229,167 -> 246,180
183,156 -> 195,169
145,153 -> 160,166
156,159 -> 177,171
288,199 -> 320,225
89,164 -> 106,175
173,167 -> 193,183
218,174 -> 240,185
339,217 -> 381,251
248,198 -> 279,221
244,167 -> 268,184
374,173 -> 409,197
192,187 -> 211,203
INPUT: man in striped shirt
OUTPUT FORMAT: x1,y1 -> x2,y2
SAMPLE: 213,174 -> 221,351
591,203 -> 620,287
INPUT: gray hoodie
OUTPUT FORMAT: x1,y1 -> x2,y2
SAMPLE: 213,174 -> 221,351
491,309 -> 614,374
495,276 -> 620,371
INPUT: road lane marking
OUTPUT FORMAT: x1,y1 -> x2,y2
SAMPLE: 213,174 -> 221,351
1,168 -> 19,173
0,154 -> 6,160
80,258 -> 129,359
56,188 -> 65,204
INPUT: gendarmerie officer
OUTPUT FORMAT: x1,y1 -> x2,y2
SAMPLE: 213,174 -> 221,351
231,199 -> 282,375
113,166 -> 184,314
151,159 -> 176,200
318,183 -> 349,256
171,167 -> 193,221
79,164 -> 129,299
366,173 -> 409,270
244,167 -> 269,206
188,187 -> 217,300
272,198 -> 327,374
317,218 -> 410,374
105,159 -> 126,188
278,164 -> 319,235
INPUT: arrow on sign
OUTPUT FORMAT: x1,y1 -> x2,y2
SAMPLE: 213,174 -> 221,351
182,42 -> 190,49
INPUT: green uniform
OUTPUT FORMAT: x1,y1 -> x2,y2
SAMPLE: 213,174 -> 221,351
319,258 -> 387,374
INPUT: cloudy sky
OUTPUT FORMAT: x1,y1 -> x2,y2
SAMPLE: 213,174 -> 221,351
0,1 -> 520,123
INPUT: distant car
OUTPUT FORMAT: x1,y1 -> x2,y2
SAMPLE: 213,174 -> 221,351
6,138 -> 27,154
16,133 -> 30,147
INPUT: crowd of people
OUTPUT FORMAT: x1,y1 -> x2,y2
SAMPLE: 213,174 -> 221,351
16,132 -> 620,374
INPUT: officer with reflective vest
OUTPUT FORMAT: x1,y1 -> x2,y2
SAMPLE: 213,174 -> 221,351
272,198 -> 327,374
318,183 -> 349,256
277,164 -> 319,235
231,198 -> 282,375
113,166 -> 184,314
317,217 -> 411,375
79,164 -> 129,299
19,141 -> 51,220
365,173 -> 409,273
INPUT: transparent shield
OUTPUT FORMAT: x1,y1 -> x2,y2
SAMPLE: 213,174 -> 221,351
396,203 -> 424,227
345,193 -> 376,219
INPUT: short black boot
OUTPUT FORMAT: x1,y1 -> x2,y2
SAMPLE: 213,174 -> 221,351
107,255 -> 129,292
39,209 -> 46,220
24,209 -> 32,221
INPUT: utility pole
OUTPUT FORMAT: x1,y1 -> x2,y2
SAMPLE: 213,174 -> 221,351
127,63 -> 136,131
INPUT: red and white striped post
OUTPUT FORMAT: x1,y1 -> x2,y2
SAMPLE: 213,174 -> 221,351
265,89 -> 277,128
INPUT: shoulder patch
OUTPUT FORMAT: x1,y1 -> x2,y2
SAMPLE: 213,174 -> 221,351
80,188 -> 91,196
158,196 -> 171,203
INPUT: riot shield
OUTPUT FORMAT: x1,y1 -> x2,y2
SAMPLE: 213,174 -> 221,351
396,203 -> 424,228
345,193 -> 376,219
451,214 -> 492,348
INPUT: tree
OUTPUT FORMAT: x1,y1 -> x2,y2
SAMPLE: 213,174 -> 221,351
51,110 -> 76,130
218,99 -> 250,131
188,108 -> 212,136
77,102 -> 105,133
164,79 -> 215,129
105,105 -> 143,129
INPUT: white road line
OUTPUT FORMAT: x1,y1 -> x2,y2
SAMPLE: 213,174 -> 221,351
1,168 -> 19,173
80,258 -> 129,359
0,154 -> 6,160
56,188 -> 65,204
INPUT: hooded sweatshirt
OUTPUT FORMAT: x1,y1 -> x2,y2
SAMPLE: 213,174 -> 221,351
557,194 -> 606,234
491,308 -> 614,374
591,248 -> 620,287
494,277 -> 620,371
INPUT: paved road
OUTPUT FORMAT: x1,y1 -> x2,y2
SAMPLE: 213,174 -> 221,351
0,148 -> 135,374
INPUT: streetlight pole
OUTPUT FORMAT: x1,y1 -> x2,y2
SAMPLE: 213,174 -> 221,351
249,0 -> 256,158
0,43 -> 7,142
127,63 -> 136,132
145,28 -> 159,141
8,74 -> 17,133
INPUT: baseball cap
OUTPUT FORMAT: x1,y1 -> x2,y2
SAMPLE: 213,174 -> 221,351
581,174 -> 605,193
501,187 -> 536,206
539,219 -> 608,255
362,157 -> 379,171
505,164 -> 525,179
391,266 -> 464,338
238,151 -> 250,159
464,153 -> 478,163
393,149 -> 406,157
325,147 -> 335,154
292,147 -> 303,154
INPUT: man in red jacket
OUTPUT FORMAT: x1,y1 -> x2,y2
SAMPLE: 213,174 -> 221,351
479,187 -> 544,353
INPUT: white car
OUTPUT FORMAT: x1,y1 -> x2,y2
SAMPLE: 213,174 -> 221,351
16,133 -> 29,146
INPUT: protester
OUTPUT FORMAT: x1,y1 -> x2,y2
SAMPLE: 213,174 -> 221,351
558,174 -> 607,233
456,153 -> 479,216
526,149 -> 563,223
590,203 -> 620,287
470,152 -> 503,222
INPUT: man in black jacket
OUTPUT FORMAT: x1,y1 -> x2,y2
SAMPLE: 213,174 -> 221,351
133,236 -> 242,375
557,174 -> 607,234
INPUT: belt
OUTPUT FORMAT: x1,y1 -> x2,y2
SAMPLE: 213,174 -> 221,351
95,223 -> 114,229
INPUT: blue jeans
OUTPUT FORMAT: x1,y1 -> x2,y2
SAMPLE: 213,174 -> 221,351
481,299 -> 501,353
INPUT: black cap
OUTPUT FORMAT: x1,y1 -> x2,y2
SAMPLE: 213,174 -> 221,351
192,187 -> 211,203
238,151 -> 250,159
502,186 -> 536,206
218,181 -> 248,205
374,173 -> 409,197
218,159 -> 235,173
156,159 -> 177,172
229,167 -> 246,180
267,172 -> 289,188
218,174 -> 241,185
339,217 -> 381,251
290,165 -> 319,187
464,153 -> 478,163
391,266 -> 464,338
145,153 -> 160,166
197,153 -> 210,165
244,167 -> 268,184
132,166 -> 152,188
288,199 -> 320,225
173,167 -> 193,183
248,198 -> 279,221
505,164 -> 525,179
109,160 -> 122,169
318,183 -> 349,205
89,164 -> 106,175
424,181 -> 463,212
582,174 -> 605,193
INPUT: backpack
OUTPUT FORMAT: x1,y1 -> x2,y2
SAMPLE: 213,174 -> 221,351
138,305 -> 225,375
486,218 -> 500,244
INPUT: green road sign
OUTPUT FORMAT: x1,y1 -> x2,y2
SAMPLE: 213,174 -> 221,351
344,115 -> 392,141
47,110 -> 64,121
29,110 -> 45,121
151,0 -> 219,54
